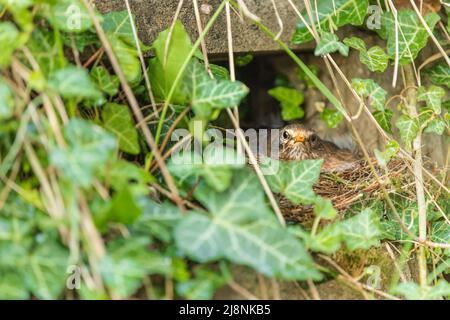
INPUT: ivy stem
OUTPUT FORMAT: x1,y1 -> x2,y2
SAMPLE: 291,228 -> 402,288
403,64 -> 427,289
311,216 -> 321,237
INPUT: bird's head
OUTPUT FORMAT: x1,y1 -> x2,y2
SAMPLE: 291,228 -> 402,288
279,124 -> 323,160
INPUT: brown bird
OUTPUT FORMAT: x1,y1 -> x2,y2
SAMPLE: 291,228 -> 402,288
279,123 -> 359,172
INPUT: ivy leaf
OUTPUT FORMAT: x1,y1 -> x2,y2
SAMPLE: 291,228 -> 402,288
292,0 -> 369,44
24,240 -> 69,300
314,197 -> 337,220
417,85 -> 445,114
314,32 -> 349,56
394,280 -> 450,300
351,78 -> 387,111
50,119 -> 117,187
168,146 -> 246,192
108,36 -> 141,86
424,118 -> 446,135
266,159 -> 323,205
374,140 -> 399,168
94,187 -> 142,230
321,108 -> 344,128
0,22 -> 22,68
102,103 -> 140,155
424,62 -> 450,88
361,46 -> 389,73
430,221 -> 450,247
308,224 -> 342,254
0,272 -> 29,299
133,199 -> 182,243
373,109 -> 394,133
48,66 -> 103,101
148,21 -> 193,104
343,36 -> 366,51
0,81 -> 14,120
209,64 -> 230,80
268,87 -> 305,121
344,37 -> 389,72
176,267 -> 227,300
100,237 -> 171,299
175,170 -> 321,280
338,209 -> 382,251
382,10 -> 440,65
91,66 -> 120,97
395,115 -> 419,147
236,54 -> 254,67
379,196 -> 419,241
47,0 -> 92,33
102,10 -> 147,48
182,60 -> 249,118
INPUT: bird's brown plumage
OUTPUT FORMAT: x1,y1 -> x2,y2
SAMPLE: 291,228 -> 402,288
279,124 -> 359,172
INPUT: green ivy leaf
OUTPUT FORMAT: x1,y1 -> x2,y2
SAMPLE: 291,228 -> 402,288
0,80 -> 14,120
0,272 -> 29,299
102,10 -> 146,48
394,280 -> 450,300
108,35 -> 142,86
418,85 -> 445,114
351,78 -> 387,111
382,10 -> 440,65
379,196 -> 419,241
209,64 -> 230,80
168,146 -> 246,192
338,209 -> 382,251
374,140 -> 399,167
373,109 -> 393,133
91,66 -> 120,97
94,187 -> 142,230
308,224 -> 342,254
314,197 -> 337,220
344,37 -> 389,72
267,159 -> 323,205
321,108 -> 344,128
148,21 -> 193,104
176,267 -> 226,300
268,87 -> 305,121
50,119 -> 117,187
424,62 -> 450,89
182,60 -> 249,118
0,22 -> 22,68
424,118 -> 446,135
102,103 -> 140,155
395,115 -> 419,147
47,0 -> 92,33
100,237 -> 171,299
236,53 -> 254,67
133,199 -> 182,243
361,46 -> 389,72
48,66 -> 103,101
314,32 -> 349,56
24,240 -> 69,300
292,0 -> 369,44
175,170 -> 321,281
430,221 -> 450,246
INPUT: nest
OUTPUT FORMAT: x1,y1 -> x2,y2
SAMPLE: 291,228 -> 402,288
278,157 -> 412,223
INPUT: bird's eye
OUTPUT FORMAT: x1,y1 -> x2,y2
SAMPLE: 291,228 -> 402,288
310,134 -> 319,144
282,130 -> 290,140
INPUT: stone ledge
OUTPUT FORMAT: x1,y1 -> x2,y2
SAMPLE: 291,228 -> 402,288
94,0 -> 312,56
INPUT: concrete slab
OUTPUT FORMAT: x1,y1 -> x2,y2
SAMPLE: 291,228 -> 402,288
94,0 -> 311,56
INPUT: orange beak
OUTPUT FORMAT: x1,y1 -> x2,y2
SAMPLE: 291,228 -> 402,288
294,133 -> 305,143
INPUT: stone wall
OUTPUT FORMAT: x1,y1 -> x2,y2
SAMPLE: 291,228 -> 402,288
94,0 -> 310,56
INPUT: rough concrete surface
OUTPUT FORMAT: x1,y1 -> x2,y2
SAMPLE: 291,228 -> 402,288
94,0 -> 310,56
